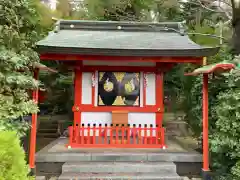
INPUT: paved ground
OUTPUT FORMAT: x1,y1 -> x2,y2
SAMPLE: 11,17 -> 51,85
37,175 -> 202,180
39,136 -> 197,154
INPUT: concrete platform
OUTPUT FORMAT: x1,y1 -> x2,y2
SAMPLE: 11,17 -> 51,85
36,138 -> 202,163
58,172 -> 183,180
36,137 -> 203,178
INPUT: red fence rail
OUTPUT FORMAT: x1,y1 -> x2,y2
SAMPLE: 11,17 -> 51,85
67,124 -> 166,149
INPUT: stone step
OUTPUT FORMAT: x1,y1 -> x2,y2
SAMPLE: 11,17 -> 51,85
37,133 -> 59,138
39,123 -> 58,129
36,176 -> 46,180
58,172 -> 183,180
38,129 -> 58,133
165,121 -> 190,137
36,152 -> 202,163
62,162 -> 177,174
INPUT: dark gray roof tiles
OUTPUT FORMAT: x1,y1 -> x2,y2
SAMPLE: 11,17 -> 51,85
36,20 -> 219,57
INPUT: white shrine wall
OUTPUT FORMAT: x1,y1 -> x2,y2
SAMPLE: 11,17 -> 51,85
80,60 -> 157,128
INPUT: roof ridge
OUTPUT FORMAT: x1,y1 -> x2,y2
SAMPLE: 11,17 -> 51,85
55,20 -> 185,34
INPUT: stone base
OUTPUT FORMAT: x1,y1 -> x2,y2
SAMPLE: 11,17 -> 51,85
202,169 -> 212,180
36,138 -> 203,177
36,176 -> 46,180
29,167 -> 36,176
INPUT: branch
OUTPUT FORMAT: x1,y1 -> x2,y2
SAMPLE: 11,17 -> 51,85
217,0 -> 232,7
188,32 -> 227,40
196,0 -> 222,12
215,19 -> 232,27
201,0 -> 232,7
149,26 -> 228,41
211,0 -> 232,19
186,0 -> 232,20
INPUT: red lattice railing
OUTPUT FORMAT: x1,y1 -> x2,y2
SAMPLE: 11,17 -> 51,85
67,124 -> 166,149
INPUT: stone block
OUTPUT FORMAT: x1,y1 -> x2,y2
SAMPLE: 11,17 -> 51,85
36,153 -> 91,162
58,172 -> 183,180
36,176 -> 46,180
148,153 -> 202,162
91,152 -> 148,162
62,162 -> 177,174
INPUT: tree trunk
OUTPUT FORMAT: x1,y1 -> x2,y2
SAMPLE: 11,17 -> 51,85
231,1 -> 240,55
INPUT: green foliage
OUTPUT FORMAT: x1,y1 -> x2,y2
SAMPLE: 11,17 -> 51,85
182,49 -> 233,135
164,64 -> 185,112
189,25 -> 220,46
83,0 -> 155,21
35,0 -> 61,28
57,0 -> 72,18
0,131 -> 33,180
209,58 -> 240,179
182,48 -> 240,179
0,0 -> 45,135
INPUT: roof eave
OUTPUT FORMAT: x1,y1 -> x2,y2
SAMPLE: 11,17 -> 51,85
36,45 -> 220,57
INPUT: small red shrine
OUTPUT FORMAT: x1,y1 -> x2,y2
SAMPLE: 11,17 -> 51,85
29,20 -> 236,179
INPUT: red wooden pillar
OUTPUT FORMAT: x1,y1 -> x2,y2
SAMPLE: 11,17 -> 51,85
155,71 -> 165,148
70,67 -> 82,147
29,69 -> 39,175
155,72 -> 164,127
202,73 -> 210,179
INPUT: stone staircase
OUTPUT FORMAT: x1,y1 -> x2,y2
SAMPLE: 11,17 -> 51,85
57,155 -> 183,180
37,120 -> 59,139
59,162 -> 182,180
164,112 -> 191,137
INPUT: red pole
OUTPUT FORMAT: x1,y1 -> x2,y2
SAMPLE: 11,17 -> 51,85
70,67 -> 82,148
29,69 -> 39,175
202,73 -> 210,178
155,72 -> 163,127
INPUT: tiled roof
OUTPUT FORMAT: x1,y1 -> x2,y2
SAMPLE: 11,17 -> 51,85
36,20 -> 219,57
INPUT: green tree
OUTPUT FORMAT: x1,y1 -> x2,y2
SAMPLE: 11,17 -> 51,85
57,0 -> 72,18
0,0 -> 44,135
35,0 -> 61,28
83,0 -> 155,21
209,57 -> 240,179
0,131 -> 33,180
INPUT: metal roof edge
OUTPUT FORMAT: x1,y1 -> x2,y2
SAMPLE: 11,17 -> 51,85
58,20 -> 184,33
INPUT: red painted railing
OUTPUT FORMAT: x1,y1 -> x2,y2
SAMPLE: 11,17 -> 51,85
68,124 -> 166,149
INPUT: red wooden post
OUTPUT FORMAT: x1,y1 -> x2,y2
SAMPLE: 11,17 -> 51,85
99,124 -> 102,144
161,128 -> 165,148
81,124 -> 84,144
202,73 -> 210,179
71,67 -> 82,148
155,72 -> 164,128
138,125 -> 142,145
150,125 -> 153,144
144,125 -> 147,145
121,125 -> 125,144
29,69 -> 39,175
68,126 -> 73,145
127,125 -> 130,144
104,124 -> 108,145
93,124 -> 96,144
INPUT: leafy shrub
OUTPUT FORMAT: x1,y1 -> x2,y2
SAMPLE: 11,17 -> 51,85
182,49 -> 233,136
0,131 -> 33,180
183,49 -> 240,179
210,67 -> 240,179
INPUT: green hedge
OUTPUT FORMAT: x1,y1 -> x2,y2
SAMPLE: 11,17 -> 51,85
0,131 -> 33,180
